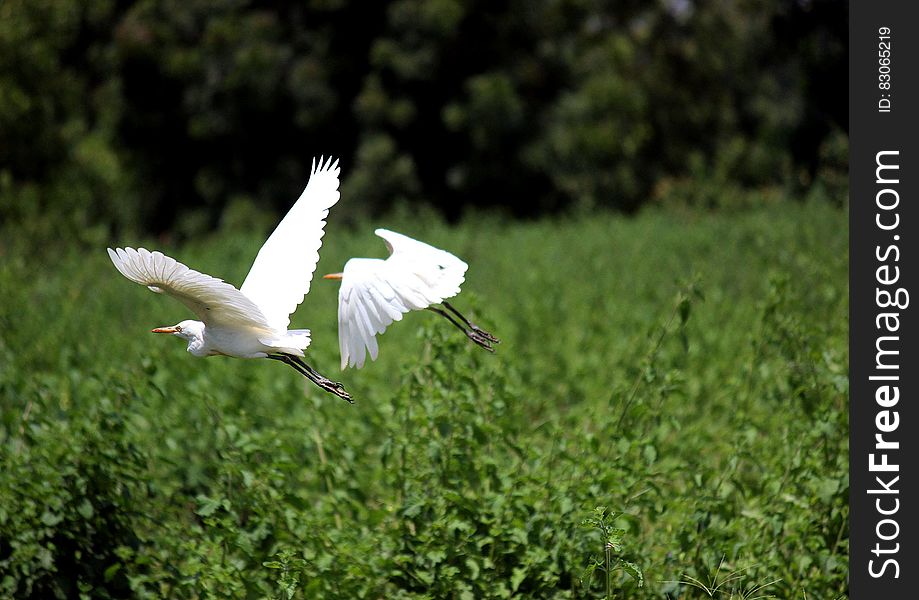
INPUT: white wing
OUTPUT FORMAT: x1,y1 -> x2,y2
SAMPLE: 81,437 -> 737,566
337,229 -> 468,369
108,247 -> 273,332
240,156 -> 341,331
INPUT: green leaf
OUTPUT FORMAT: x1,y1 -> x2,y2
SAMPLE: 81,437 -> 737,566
465,557 -> 480,580
40,511 -> 63,526
103,562 -> 121,582
195,495 -> 222,517
580,560 -> 600,586
620,560 -> 644,587
607,528 -> 625,552
816,477 -> 839,503
77,499 -> 94,519
511,566 -> 527,591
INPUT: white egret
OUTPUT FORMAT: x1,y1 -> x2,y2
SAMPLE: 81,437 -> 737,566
107,156 -> 352,402
323,229 -> 499,369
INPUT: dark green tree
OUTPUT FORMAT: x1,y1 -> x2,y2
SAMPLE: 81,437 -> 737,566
0,0 -> 847,241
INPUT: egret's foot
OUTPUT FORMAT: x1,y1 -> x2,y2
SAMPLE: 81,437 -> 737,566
441,301 -> 499,346
465,329 -> 496,353
270,353 -> 354,403
318,378 -> 353,404
427,305 -> 499,353
469,323 -> 500,345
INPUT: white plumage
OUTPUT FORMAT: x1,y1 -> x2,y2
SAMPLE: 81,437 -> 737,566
108,156 -> 351,401
240,157 -> 341,331
327,229 -> 497,370
107,247 -> 291,355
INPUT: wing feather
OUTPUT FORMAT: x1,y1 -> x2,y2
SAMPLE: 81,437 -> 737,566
240,156 -> 341,330
108,247 -> 273,332
336,231 -> 469,369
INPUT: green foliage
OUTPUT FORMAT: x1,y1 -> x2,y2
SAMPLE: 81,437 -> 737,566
580,507 -> 644,598
0,391 -> 148,598
0,200 -> 847,598
0,0 -> 846,240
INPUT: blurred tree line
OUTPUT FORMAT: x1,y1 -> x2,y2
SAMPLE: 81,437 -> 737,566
0,0 -> 846,242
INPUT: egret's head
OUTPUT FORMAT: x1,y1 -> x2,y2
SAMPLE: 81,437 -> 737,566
151,319 -> 204,341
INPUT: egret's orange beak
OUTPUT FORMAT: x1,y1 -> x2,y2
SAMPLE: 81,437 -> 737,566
151,326 -> 179,334
323,272 -> 344,280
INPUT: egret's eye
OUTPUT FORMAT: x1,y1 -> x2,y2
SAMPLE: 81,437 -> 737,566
175,325 -> 183,332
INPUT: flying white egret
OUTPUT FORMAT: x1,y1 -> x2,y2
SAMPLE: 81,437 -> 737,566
107,156 -> 352,402
323,229 -> 499,369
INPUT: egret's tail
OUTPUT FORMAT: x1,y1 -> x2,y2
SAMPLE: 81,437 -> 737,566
260,329 -> 311,356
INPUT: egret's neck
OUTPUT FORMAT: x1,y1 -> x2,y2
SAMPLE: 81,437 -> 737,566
181,321 -> 209,357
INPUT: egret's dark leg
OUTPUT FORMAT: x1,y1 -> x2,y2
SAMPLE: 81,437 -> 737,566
442,301 -> 500,344
268,354 -> 353,403
426,307 -> 467,335
286,355 -> 348,391
426,307 -> 495,353
284,355 -> 352,403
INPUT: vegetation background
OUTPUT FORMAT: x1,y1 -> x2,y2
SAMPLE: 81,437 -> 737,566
1,1 -> 848,598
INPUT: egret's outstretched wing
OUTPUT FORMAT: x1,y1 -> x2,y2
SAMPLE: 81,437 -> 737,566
108,247 -> 273,332
240,156 -> 341,331
337,230 -> 468,369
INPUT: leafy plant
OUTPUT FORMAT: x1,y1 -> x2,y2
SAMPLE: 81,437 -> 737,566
0,201 -> 848,598
580,507 -> 643,598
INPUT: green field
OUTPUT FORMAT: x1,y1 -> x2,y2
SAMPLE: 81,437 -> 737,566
0,200 -> 848,598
